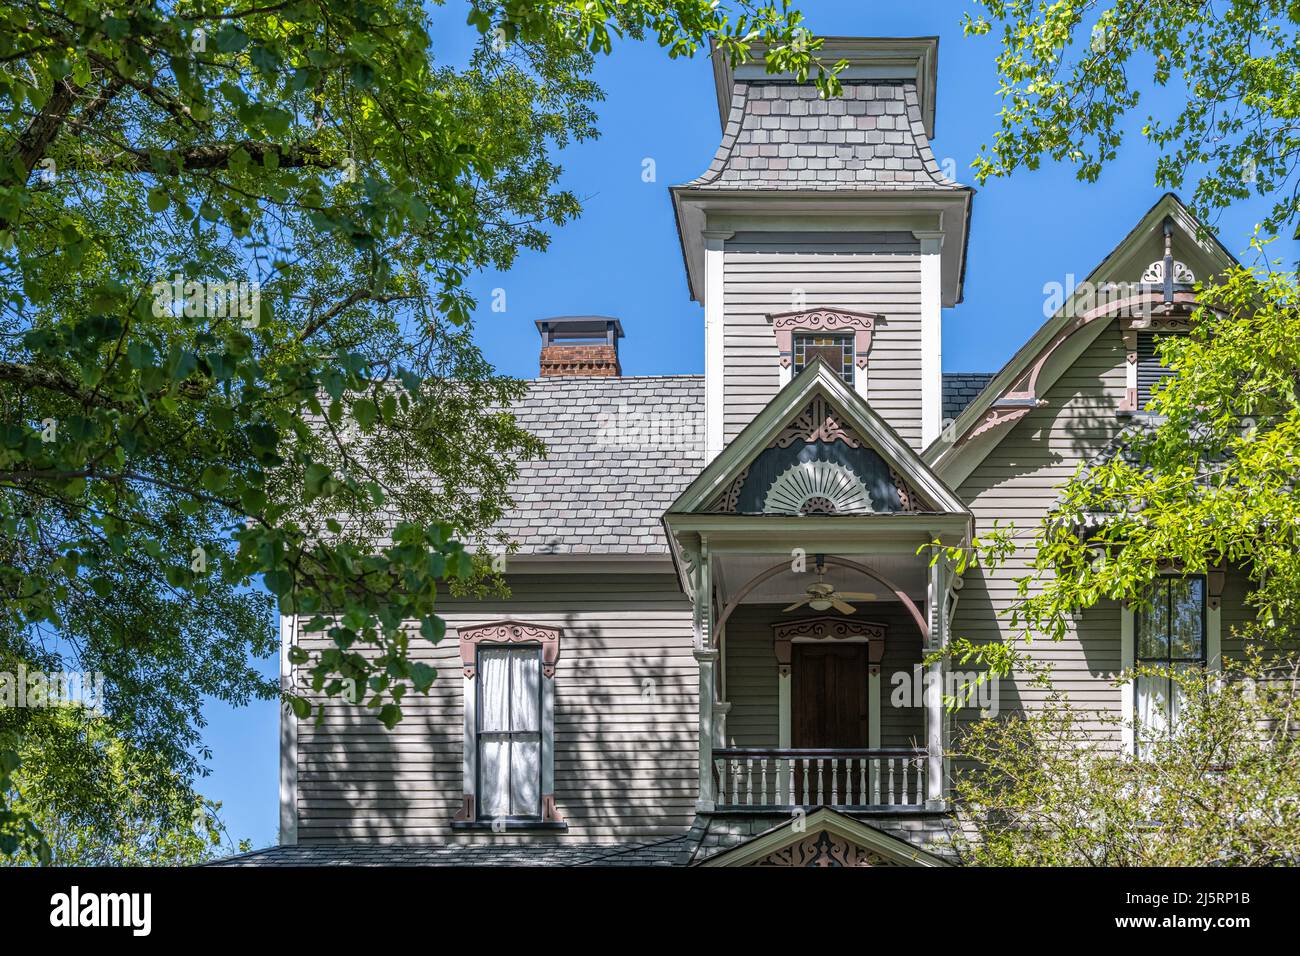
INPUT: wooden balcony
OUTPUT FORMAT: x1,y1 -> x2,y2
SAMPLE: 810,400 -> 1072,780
714,747 -> 929,811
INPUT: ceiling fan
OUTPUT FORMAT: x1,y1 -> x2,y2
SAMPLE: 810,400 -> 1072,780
782,558 -> 877,615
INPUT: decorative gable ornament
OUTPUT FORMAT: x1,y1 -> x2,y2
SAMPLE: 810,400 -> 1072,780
668,360 -> 971,526
756,830 -> 899,867
762,460 -> 873,515
1141,258 -> 1195,285
708,393 -> 938,515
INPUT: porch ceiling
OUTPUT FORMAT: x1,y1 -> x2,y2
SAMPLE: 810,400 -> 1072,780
715,551 -> 927,606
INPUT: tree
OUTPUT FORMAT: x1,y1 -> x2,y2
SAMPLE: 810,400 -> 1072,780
965,1 -> 1300,234
0,2 -> 835,855
952,648 -> 1300,866
3,708 -> 248,866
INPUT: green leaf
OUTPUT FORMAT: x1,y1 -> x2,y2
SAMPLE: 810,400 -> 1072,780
352,398 -> 378,430
264,570 -> 292,597
200,465 -> 230,492
410,662 -> 437,693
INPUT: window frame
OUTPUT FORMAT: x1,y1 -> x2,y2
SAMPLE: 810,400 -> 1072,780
768,307 -> 878,398
1118,316 -> 1193,415
452,621 -> 565,830
474,644 -> 544,823
1119,569 -> 1223,755
1133,575 -> 1207,752
793,331 -> 855,385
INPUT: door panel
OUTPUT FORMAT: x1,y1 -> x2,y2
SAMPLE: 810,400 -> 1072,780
793,643 -> 868,747
792,643 -> 868,804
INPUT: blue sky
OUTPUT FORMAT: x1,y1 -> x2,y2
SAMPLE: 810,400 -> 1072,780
201,1 -> 1299,850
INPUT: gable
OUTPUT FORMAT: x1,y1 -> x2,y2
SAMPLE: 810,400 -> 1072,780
708,393 -> 933,516
927,193 -> 1240,489
668,361 -> 968,519
697,807 -> 950,867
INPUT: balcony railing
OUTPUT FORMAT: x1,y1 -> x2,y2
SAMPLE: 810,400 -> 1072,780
714,747 -> 928,810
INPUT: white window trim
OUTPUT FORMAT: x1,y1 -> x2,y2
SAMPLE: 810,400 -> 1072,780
1118,575 -> 1222,755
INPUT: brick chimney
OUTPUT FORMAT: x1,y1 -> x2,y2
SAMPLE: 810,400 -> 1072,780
536,316 -> 623,377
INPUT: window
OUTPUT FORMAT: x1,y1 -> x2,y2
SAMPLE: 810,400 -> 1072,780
453,620 -> 563,828
477,646 -> 542,820
1134,576 -> 1206,752
1136,331 -> 1187,409
793,333 -> 854,384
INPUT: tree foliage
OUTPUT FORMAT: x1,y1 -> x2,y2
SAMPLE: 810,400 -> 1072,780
965,0 -> 1300,233
936,253 -> 1300,677
953,649 -> 1300,865
0,1 -> 833,855
3,708 -> 247,866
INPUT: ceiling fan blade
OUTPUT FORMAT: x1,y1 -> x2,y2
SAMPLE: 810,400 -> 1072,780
836,592 -> 878,601
782,598 -> 811,613
830,598 -> 857,615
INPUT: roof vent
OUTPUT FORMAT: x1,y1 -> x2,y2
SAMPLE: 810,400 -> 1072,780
536,316 -> 624,377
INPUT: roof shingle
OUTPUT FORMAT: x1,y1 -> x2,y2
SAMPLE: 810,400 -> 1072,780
498,375 -> 704,555
682,81 -> 965,192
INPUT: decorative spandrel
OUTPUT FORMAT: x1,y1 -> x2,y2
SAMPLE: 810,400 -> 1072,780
709,396 -> 935,515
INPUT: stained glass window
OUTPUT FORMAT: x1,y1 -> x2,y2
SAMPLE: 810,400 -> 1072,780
793,333 -> 854,384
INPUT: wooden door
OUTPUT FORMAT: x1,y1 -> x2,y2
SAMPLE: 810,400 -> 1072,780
792,643 -> 868,804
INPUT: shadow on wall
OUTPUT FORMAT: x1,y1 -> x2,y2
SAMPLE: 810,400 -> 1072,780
294,608 -> 698,844
949,337 -> 1130,748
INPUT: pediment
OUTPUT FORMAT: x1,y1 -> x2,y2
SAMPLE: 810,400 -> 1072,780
697,807 -> 950,867
668,362 -> 968,519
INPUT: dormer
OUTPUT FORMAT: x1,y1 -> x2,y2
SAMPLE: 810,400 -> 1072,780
672,36 -> 973,460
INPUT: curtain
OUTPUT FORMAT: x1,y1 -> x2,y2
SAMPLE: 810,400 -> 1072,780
477,646 -> 542,817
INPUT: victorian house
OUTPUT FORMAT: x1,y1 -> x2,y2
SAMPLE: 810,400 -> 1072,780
232,36 -> 1243,867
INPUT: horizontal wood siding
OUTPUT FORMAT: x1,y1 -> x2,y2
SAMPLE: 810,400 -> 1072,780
875,604 -> 928,748
723,231 -> 923,448
293,573 -> 696,843
953,320 -> 1128,741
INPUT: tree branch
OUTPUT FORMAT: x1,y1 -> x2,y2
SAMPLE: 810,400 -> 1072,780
83,140 -> 332,175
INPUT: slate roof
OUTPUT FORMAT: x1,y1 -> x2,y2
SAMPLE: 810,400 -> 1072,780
682,81 -> 965,192
494,373 -> 992,554
498,375 -> 705,555
212,836 -> 695,867
941,372 -> 995,424
213,812 -> 958,867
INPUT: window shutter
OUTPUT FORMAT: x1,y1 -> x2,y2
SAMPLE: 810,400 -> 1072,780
1136,331 -> 1185,409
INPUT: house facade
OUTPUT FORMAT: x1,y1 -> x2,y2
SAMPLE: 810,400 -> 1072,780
243,36 -> 1245,867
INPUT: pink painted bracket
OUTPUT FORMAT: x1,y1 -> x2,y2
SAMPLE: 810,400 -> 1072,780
458,621 -> 562,678
772,617 -> 888,676
769,308 -> 880,369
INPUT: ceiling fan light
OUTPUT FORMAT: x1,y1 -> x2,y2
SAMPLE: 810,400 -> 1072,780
808,598 -> 833,611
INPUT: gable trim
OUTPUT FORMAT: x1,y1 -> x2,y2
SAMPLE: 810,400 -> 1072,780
696,806 -> 951,867
667,360 -> 970,520
926,193 -> 1240,484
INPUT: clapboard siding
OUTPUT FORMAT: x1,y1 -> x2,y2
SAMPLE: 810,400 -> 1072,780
292,573 -> 697,843
723,607 -> 780,746
723,231 -> 923,448
953,320 -> 1128,740
723,603 -> 925,748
